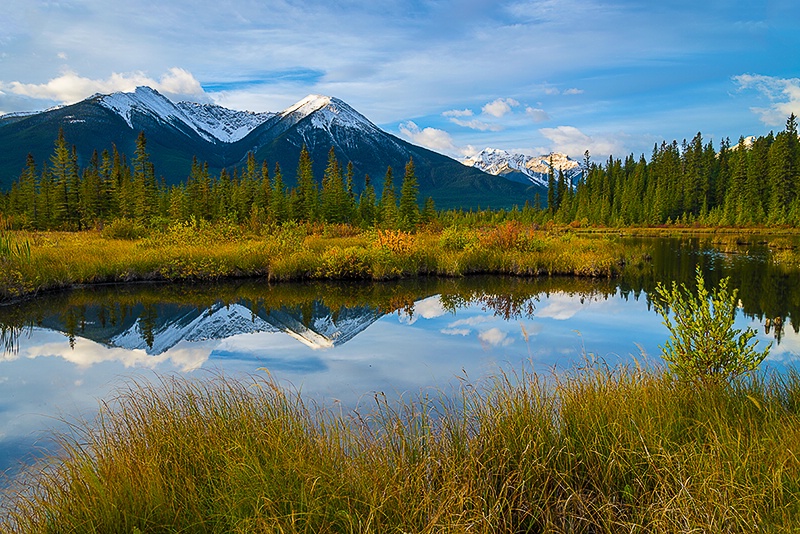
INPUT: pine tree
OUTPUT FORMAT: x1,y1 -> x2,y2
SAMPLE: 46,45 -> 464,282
132,131 -> 158,224
49,128 -> 80,229
271,163 -> 288,224
379,166 -> 397,227
767,123 -> 796,224
320,147 -> 346,223
421,196 -> 436,224
358,174 -> 377,227
398,158 -> 420,230
18,153 -> 38,228
295,145 -> 318,222
547,156 -> 556,214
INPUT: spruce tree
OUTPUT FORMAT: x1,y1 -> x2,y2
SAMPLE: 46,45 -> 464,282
271,163 -> 288,224
295,145 -> 318,222
547,157 -> 556,214
379,166 -> 397,227
358,174 -> 377,227
398,158 -> 420,230
321,147 -> 346,223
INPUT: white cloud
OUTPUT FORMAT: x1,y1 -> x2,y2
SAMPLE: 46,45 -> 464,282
415,297 -> 449,319
448,316 -> 495,328
398,121 -> 458,153
441,328 -> 471,336
461,145 -> 480,158
18,334 -> 210,372
526,106 -> 550,122
539,125 -> 625,159
448,117 -> 504,131
2,67 -> 206,104
537,296 -> 584,320
564,88 -> 584,95
443,108 -> 473,118
478,327 -> 514,347
482,97 -> 520,118
734,74 -> 800,126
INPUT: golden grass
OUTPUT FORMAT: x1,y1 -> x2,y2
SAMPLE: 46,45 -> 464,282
3,365 -> 800,532
0,223 -> 631,302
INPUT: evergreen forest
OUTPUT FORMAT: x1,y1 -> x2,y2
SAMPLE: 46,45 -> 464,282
1,114 -> 799,229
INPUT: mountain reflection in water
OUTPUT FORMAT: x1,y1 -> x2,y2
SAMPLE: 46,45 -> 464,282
2,235 -> 800,481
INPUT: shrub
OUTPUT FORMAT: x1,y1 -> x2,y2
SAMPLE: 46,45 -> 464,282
438,226 -> 478,251
654,267 -> 770,385
101,218 -> 149,240
373,229 -> 415,255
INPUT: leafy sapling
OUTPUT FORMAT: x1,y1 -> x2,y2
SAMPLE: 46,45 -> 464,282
654,267 -> 770,385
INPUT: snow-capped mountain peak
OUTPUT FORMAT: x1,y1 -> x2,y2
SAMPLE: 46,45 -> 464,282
282,94 -> 380,134
98,86 -> 273,144
99,86 -> 186,130
463,148 -> 583,188
282,94 -> 333,118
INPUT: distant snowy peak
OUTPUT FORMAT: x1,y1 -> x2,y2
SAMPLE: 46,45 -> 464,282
464,148 -> 583,188
282,94 -> 381,134
463,148 -> 530,176
526,152 -> 581,176
176,102 -> 274,143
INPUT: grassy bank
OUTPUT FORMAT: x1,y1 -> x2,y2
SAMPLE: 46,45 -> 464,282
2,365 -> 800,532
0,220 -> 632,302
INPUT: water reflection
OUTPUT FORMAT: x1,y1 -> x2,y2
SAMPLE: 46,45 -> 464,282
2,235 -> 800,480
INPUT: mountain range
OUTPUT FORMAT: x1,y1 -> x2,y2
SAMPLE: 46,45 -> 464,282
36,298 -> 388,355
0,87 -> 556,209
462,148 -> 584,188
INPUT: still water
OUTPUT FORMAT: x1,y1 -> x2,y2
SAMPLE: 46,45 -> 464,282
1,235 -> 799,479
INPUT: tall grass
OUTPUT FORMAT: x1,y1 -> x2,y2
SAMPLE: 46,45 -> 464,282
0,223 -> 630,302
3,365 -> 800,532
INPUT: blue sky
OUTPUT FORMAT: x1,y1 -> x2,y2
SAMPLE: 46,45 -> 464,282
1,0 -> 799,160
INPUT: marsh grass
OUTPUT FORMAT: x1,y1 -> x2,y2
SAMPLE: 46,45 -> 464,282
3,365 -> 800,533
0,224 -> 630,302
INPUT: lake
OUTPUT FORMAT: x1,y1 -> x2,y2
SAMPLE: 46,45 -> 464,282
1,235 -> 799,481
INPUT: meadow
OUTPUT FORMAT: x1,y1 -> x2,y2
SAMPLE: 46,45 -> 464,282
0,219 -> 632,303
3,219 -> 800,532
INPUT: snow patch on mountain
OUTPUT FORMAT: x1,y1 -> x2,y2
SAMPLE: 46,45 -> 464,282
463,148 -> 583,188
110,303 -> 278,355
98,86 -> 209,137
176,102 -> 274,143
99,86 -> 274,144
282,94 -> 382,134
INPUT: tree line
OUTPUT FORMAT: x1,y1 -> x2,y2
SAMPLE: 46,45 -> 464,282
548,114 -> 800,226
0,129 -> 431,231
2,114 -> 799,229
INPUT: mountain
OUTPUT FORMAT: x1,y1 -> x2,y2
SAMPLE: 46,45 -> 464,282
0,88 -> 541,209
35,298 -> 387,355
463,148 -> 584,188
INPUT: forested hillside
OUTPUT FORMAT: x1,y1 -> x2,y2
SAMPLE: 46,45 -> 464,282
553,114 -> 800,226
0,129 -> 428,231
1,114 -> 798,229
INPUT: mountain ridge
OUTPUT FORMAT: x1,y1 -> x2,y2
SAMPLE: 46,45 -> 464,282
0,88 -> 543,209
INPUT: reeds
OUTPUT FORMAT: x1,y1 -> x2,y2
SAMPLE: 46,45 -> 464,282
4,365 -> 800,532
